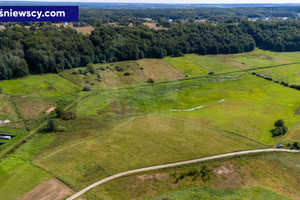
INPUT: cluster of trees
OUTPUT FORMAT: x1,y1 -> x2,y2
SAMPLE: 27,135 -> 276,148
241,21 -> 300,51
0,25 -> 95,79
2,20 -> 300,80
91,23 -> 255,62
271,119 -> 288,137
79,7 -> 300,26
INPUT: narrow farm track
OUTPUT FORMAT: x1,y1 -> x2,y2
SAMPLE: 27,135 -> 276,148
66,148 -> 300,200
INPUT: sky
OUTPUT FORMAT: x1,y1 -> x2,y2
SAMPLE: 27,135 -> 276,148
6,0 -> 300,4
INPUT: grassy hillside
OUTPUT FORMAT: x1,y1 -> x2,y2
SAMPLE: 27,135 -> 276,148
60,59 -> 184,90
164,49 -> 300,77
33,73 -> 300,190
81,152 -> 300,200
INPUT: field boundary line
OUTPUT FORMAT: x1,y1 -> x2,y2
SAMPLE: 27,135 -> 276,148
66,149 -> 299,200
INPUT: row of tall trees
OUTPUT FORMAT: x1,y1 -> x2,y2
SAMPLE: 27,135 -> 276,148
0,20 -> 300,80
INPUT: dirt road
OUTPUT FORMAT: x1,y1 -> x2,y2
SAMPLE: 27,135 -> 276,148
66,148 -> 300,200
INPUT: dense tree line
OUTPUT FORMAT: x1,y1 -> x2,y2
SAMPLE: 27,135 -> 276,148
241,21 -> 300,51
0,25 -> 94,79
79,7 -> 300,26
1,20 -> 300,80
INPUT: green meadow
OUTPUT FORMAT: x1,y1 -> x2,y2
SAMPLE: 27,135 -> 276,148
255,63 -> 300,85
81,153 -> 300,200
0,74 -> 81,99
0,49 -> 300,200
164,49 -> 300,77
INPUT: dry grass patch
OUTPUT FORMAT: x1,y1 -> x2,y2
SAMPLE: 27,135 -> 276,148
16,179 -> 74,200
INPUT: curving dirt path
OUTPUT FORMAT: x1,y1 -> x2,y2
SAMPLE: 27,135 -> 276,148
66,148 -> 300,200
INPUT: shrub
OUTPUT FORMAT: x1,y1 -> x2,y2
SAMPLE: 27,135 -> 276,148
114,66 -> 124,72
140,67 -> 144,70
87,63 -> 96,74
91,82 -> 95,85
47,119 -> 58,132
147,78 -> 154,83
61,111 -> 77,120
72,71 -> 79,75
178,173 -> 185,180
200,164 -> 212,182
251,72 -> 256,75
55,107 -> 64,118
271,119 -> 288,137
292,142 -> 300,149
124,72 -> 131,76
100,67 -> 105,71
0,86 -> 2,94
83,86 -> 91,91
208,71 -> 215,75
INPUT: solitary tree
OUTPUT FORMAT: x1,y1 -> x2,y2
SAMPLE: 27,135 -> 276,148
87,63 -> 96,74
272,119 -> 288,137
47,119 -> 58,132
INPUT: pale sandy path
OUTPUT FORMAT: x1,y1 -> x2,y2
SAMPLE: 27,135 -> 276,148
66,148 -> 300,200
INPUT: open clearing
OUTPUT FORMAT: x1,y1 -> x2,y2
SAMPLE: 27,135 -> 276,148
81,152 -> 300,200
60,59 -> 184,89
164,49 -> 300,77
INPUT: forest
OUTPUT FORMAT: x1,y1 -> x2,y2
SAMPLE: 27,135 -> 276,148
1,18 -> 300,80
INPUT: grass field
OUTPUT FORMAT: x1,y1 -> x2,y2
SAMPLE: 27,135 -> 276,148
72,74 -> 300,144
81,152 -> 300,200
32,73 -> 300,190
1,49 -> 300,200
0,74 -> 81,99
60,59 -> 184,90
164,49 -> 300,77
0,133 -> 55,200
13,96 -> 56,120
152,186 -> 290,200
254,63 -> 300,85
33,114 -> 263,189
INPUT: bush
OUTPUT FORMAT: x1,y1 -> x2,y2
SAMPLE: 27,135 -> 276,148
200,164 -> 212,182
61,111 -> 77,120
114,66 -> 124,72
140,67 -> 144,70
47,119 -> 58,132
292,142 -> 300,149
272,119 -> 288,137
208,71 -> 215,75
0,86 -> 2,94
124,72 -> 131,76
251,72 -> 256,75
83,86 -> 91,91
147,78 -> 154,83
72,71 -> 79,75
55,107 -> 64,118
87,63 -> 96,74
